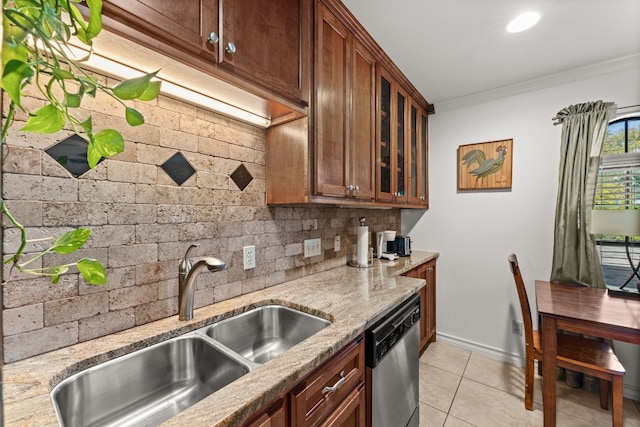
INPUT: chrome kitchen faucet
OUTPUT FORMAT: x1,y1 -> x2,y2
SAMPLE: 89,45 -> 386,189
178,244 -> 226,321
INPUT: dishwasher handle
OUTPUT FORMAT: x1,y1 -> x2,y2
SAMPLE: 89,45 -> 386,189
321,370 -> 346,394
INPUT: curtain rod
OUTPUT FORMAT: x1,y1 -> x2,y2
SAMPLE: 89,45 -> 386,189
552,104 -> 640,126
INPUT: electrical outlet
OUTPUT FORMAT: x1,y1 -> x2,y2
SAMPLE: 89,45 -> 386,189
304,238 -> 322,258
243,245 -> 256,270
512,319 -> 523,336
334,236 -> 341,252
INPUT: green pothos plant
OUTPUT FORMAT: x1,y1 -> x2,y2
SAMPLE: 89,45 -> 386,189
1,0 -> 161,284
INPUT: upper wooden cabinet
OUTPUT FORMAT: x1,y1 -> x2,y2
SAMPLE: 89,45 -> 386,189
218,0 -> 305,104
257,0 -> 433,208
101,0 -> 216,56
376,67 -> 429,208
100,0 -> 309,106
314,3 -> 375,201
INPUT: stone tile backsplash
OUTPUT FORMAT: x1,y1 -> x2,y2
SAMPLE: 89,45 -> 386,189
1,80 -> 400,363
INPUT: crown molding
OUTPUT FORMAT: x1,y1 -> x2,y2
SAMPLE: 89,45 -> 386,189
434,54 -> 640,113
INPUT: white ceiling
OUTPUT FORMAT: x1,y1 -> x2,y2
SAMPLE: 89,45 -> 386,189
341,0 -> 640,110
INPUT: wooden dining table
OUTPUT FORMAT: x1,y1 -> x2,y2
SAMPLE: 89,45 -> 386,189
535,280 -> 640,426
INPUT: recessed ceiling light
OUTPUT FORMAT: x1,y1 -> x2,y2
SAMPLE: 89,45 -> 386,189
507,12 -> 541,33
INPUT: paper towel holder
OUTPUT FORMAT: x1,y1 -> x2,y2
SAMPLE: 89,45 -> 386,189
348,217 -> 374,268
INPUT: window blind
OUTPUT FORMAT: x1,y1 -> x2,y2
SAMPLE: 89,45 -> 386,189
594,152 -> 640,209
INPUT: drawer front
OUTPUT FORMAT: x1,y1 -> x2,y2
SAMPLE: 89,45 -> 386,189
319,382 -> 365,427
291,336 -> 365,427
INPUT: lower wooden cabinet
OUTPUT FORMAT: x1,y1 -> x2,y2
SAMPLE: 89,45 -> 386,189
290,336 -> 365,427
244,397 -> 288,427
404,259 -> 437,353
243,335 -> 365,427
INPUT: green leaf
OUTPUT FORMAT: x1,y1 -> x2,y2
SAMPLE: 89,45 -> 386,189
93,128 -> 125,157
86,139 -> 102,168
125,107 -> 145,126
43,3 -> 71,42
21,104 -> 65,134
65,93 -> 81,108
79,77 -> 97,97
137,80 -> 162,101
77,258 -> 107,285
84,0 -> 103,42
50,266 -> 69,284
53,68 -> 76,80
112,71 -> 159,100
1,59 -> 34,108
65,2 -> 88,31
79,116 -> 93,134
51,228 -> 92,254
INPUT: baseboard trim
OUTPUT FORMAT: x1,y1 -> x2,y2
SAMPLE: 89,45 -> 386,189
435,332 -> 640,401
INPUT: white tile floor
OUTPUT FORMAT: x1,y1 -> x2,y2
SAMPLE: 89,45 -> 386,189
419,342 -> 640,427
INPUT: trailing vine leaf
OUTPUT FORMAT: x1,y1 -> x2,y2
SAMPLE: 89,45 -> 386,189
51,228 -> 92,255
1,59 -> 33,108
137,80 -> 162,102
77,258 -> 107,285
93,128 -> 125,157
21,104 -> 66,133
1,0 -> 162,285
125,106 -> 144,126
112,70 -> 159,100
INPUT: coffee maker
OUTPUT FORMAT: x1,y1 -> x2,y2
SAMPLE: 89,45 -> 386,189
376,230 -> 397,260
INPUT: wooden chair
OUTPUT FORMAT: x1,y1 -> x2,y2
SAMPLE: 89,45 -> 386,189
508,254 -> 625,426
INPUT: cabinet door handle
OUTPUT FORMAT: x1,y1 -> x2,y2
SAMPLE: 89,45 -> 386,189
322,370 -> 346,394
225,41 -> 237,54
207,32 -> 219,44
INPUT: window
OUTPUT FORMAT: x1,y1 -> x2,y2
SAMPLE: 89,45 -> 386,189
594,115 -> 640,289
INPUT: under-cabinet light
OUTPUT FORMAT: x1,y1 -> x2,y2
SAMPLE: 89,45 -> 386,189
66,45 -> 272,128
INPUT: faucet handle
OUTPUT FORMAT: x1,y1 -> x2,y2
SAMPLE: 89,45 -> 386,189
179,244 -> 200,274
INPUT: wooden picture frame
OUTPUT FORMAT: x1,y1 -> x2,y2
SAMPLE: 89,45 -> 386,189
457,139 -> 513,190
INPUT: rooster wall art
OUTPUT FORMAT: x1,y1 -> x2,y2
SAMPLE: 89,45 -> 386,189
457,139 -> 513,190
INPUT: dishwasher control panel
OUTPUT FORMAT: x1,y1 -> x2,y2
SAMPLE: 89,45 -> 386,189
365,293 -> 420,367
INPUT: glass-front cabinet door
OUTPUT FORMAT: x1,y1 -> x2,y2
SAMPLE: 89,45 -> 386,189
376,66 -> 408,203
419,110 -> 429,206
408,101 -> 429,206
395,87 -> 407,203
408,102 -> 419,203
377,71 -> 393,200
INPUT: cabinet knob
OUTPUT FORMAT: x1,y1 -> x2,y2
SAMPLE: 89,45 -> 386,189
225,41 -> 237,54
207,32 -> 219,44
347,184 -> 354,192
354,185 -> 360,192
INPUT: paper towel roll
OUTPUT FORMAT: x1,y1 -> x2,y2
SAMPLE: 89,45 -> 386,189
357,226 -> 369,266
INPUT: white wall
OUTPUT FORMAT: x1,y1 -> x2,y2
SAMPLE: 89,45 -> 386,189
402,62 -> 640,398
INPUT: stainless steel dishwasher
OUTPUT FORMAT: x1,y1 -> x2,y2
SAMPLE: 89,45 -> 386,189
366,293 -> 420,427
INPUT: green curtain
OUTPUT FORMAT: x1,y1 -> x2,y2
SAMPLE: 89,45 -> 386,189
550,100 -> 613,288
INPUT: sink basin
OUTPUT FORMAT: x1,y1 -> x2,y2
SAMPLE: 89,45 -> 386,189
51,336 -> 250,427
205,305 -> 331,364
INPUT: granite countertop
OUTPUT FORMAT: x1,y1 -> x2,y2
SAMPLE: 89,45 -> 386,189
3,250 -> 439,426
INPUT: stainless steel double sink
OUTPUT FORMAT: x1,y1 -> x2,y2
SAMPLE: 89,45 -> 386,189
52,305 -> 331,427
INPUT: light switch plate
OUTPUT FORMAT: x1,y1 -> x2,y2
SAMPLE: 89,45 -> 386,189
334,236 -> 341,252
243,245 -> 256,269
304,238 -> 322,258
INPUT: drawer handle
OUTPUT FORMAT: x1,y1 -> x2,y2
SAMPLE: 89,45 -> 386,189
322,370 -> 346,395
